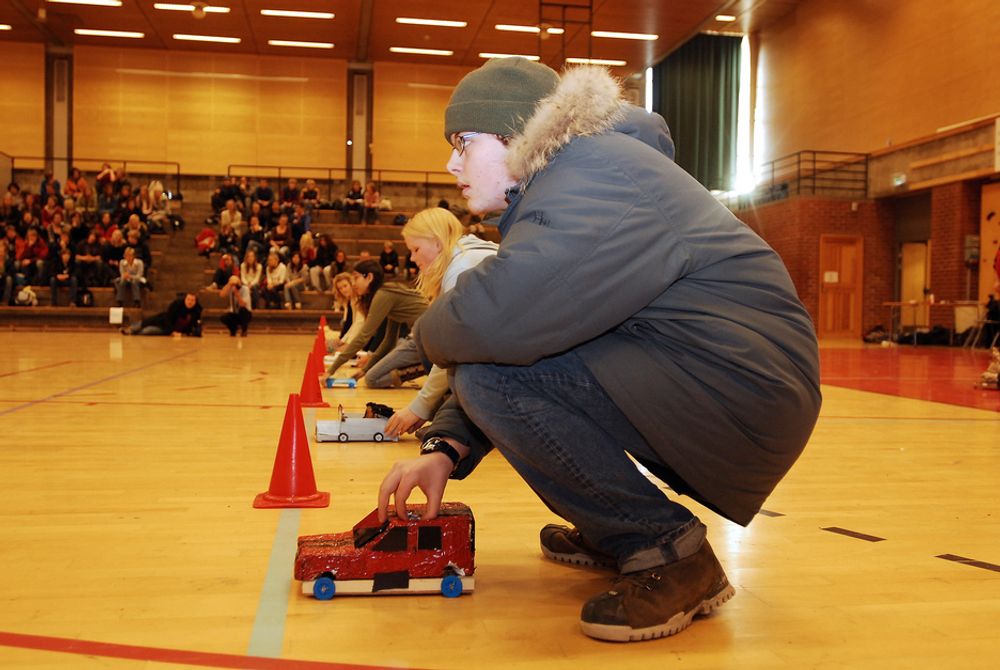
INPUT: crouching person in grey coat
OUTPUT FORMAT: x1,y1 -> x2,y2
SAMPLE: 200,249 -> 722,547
377,58 -> 821,642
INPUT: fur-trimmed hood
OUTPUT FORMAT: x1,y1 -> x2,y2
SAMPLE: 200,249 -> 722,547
505,66 -> 675,181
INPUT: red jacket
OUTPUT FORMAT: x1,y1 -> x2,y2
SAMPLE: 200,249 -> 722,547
16,236 -> 48,262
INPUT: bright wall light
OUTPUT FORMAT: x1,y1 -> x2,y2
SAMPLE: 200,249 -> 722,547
48,0 -> 122,7
644,67 -> 653,113
173,33 -> 241,43
591,30 -> 657,41
260,9 -> 334,19
268,39 -> 333,49
734,35 -> 754,193
75,28 -> 144,38
390,47 -> 454,56
396,18 -> 467,28
0,24 -> 12,31
716,15 -> 737,22
153,3 -> 231,13
495,24 -> 564,35
479,52 -> 539,60
566,57 -> 626,66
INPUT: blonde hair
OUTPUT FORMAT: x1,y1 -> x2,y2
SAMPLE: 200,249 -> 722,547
402,207 -> 464,300
299,232 -> 314,251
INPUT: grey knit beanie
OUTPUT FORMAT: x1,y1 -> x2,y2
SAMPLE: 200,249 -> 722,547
444,57 -> 560,141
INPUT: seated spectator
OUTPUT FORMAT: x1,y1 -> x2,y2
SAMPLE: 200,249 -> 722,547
75,230 -> 105,287
123,214 -> 149,244
380,241 -> 399,276
195,221 -> 218,257
298,231 -> 317,267
210,253 -> 238,289
124,292 -> 203,337
126,230 -> 153,276
220,199 -> 242,234
113,168 -> 130,196
138,184 -> 155,223
97,182 -> 117,216
15,227 -> 48,285
117,194 -> 143,229
280,177 -> 300,214
300,178 -> 320,212
404,253 -> 419,280
147,180 -> 174,232
43,212 -> 66,245
241,216 -> 266,258
219,275 -> 252,336
40,172 -> 62,206
93,211 -> 119,243
253,178 -> 274,212
344,180 -> 363,218
49,248 -> 78,306
261,251 -> 287,309
291,203 -> 310,235
115,183 -> 134,221
68,211 -> 88,247
51,230 -> 74,260
2,182 -> 23,224
240,248 -> 263,308
332,248 -> 349,275
212,177 -> 235,213
40,194 -> 63,230
217,221 -> 240,260
309,234 -> 338,291
102,229 -> 127,279
63,167 -> 91,210
114,245 -> 144,307
95,162 -> 117,192
248,200 -> 268,230
267,214 -> 293,260
284,250 -> 308,310
363,182 -> 380,224
236,176 -> 250,209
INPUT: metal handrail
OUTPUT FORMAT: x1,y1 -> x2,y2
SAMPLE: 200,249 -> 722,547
760,150 -> 869,198
226,164 -> 454,209
10,155 -> 183,196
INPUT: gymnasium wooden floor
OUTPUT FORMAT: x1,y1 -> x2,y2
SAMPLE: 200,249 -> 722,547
1,331 -> 997,669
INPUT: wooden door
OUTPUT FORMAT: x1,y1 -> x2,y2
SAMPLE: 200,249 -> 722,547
900,241 -> 930,327
819,234 -> 863,338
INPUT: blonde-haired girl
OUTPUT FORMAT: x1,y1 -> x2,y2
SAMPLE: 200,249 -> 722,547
376,207 -> 498,437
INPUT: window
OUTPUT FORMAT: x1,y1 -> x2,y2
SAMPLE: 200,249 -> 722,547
418,526 -> 442,550
373,526 -> 407,552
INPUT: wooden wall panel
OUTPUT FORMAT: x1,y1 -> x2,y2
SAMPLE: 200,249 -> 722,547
372,62 -> 472,179
0,42 -> 45,158
73,46 -> 347,175
756,0 -> 1000,163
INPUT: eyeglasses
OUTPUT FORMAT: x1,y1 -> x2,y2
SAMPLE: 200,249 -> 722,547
450,132 -> 486,156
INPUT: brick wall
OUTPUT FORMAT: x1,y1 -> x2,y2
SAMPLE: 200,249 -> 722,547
930,182 -> 981,325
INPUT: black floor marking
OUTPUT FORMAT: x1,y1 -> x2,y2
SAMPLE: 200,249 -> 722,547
757,509 -> 784,517
936,554 -> 1000,573
821,526 -> 886,542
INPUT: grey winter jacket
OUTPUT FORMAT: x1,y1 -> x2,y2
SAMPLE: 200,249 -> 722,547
414,66 -> 821,526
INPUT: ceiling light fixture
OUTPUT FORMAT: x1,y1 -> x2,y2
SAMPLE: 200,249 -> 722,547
48,0 -> 122,7
566,57 -> 627,66
479,52 -> 540,60
591,30 -> 658,41
495,24 -> 563,35
395,18 -> 467,28
390,47 -> 454,56
173,33 -> 240,43
153,3 -> 231,13
75,28 -> 144,38
260,9 -> 334,19
0,24 -> 11,31
268,39 -> 334,49
716,14 -> 737,22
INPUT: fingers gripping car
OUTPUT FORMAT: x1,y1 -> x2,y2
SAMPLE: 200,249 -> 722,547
295,502 -> 475,598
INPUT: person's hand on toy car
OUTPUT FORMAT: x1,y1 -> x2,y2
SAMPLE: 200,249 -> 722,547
378,455 -> 451,523
385,408 -> 426,438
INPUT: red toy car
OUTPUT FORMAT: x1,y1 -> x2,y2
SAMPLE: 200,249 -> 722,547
295,502 -> 475,599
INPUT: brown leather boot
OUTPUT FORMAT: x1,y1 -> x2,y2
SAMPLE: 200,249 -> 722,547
580,539 -> 734,642
539,524 -> 617,570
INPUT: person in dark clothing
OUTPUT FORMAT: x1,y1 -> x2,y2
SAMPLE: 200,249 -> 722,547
123,292 -> 203,336
48,248 -> 78,306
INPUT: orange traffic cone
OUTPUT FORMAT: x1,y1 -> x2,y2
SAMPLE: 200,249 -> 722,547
319,314 -> 327,329
311,326 -> 327,370
254,393 -> 330,508
299,353 -> 330,408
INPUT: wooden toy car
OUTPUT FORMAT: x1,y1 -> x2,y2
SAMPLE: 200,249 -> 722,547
295,502 -> 475,598
316,403 -> 398,442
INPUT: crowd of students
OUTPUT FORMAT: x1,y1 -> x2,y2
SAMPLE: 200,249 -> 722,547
1,166 -> 178,307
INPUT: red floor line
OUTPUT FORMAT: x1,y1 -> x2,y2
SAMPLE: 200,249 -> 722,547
0,398 -> 278,410
822,414 -> 1000,421
0,630 -> 423,670
0,360 -> 74,378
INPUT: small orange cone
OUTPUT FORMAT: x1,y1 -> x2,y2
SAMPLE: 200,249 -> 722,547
299,353 -> 330,408
319,314 -> 327,329
254,393 -> 330,508
311,326 -> 327,370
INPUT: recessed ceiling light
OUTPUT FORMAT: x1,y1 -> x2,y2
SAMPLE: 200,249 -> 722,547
48,0 -> 122,6
0,24 -> 11,31
390,47 -> 454,56
495,24 -> 564,35
268,39 -> 334,49
153,3 -> 231,13
75,28 -> 144,38
173,33 -> 241,43
396,17 -> 467,28
260,9 -> 334,19
479,53 -> 540,61
716,14 -> 737,22
566,57 -> 627,66
591,30 -> 658,41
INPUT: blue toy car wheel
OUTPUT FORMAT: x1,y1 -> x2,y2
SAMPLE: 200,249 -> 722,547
314,576 -> 336,600
440,574 -> 462,598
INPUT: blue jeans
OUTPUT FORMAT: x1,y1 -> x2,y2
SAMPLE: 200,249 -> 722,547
453,350 -> 704,571
364,336 -> 423,388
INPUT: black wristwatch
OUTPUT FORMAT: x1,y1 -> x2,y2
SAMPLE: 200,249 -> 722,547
420,437 -> 461,470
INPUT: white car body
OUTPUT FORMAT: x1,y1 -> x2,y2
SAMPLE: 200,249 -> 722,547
316,406 -> 397,443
